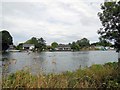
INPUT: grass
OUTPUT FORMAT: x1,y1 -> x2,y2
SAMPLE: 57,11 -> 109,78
2,62 -> 120,88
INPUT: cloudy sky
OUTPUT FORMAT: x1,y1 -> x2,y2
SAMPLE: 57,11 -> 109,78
2,0 -> 104,45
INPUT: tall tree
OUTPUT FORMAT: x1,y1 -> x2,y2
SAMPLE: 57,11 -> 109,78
98,1 -> 120,73
98,1 -> 120,52
77,38 -> 90,48
0,30 -> 13,51
37,37 -> 46,51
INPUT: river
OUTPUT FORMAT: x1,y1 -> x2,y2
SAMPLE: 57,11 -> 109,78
1,51 -> 118,75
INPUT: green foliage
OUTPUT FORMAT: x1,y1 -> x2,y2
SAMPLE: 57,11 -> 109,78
71,42 -> 80,51
51,42 -> 58,49
91,40 -> 113,47
25,37 -> 38,45
76,38 -> 90,48
98,1 -> 120,52
25,37 -> 46,51
16,43 -> 23,50
0,30 -> 13,51
70,38 -> 90,51
99,39 -> 112,47
37,38 -> 46,51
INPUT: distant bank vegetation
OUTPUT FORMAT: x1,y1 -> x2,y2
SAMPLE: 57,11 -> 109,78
16,37 -> 113,52
0,30 -> 113,52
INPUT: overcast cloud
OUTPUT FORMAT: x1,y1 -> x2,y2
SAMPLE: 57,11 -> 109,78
1,0 -> 104,45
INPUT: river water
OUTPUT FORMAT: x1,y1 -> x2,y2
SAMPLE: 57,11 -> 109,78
0,51 -> 118,75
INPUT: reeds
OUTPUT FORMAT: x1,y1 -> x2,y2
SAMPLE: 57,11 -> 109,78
2,62 -> 120,88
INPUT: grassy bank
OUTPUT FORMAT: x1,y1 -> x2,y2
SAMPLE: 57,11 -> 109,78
2,62 -> 120,88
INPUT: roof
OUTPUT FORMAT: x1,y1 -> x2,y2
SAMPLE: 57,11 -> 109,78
58,44 -> 70,48
23,44 -> 34,47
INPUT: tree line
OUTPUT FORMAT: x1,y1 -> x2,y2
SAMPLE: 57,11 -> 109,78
0,1 -> 120,53
0,30 -> 113,52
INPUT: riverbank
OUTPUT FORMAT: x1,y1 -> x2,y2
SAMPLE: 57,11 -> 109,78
2,62 -> 120,88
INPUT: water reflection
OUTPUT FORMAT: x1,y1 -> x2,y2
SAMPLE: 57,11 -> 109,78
1,51 -> 118,75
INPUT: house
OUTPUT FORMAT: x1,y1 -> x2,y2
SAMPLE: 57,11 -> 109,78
55,44 -> 71,51
95,46 -> 105,50
23,44 -> 35,50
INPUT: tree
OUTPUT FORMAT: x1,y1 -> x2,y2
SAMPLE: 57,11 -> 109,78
25,37 -> 46,51
16,43 -> 23,50
51,42 -> 58,49
98,1 -> 120,73
0,30 -> 13,51
77,38 -> 90,48
71,42 -> 80,51
90,40 -> 112,47
99,38 -> 112,47
37,37 -> 46,51
98,1 -> 120,52
25,37 -> 38,46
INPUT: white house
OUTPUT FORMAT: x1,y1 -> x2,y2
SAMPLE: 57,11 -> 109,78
55,44 -> 71,51
95,46 -> 104,50
23,44 -> 35,50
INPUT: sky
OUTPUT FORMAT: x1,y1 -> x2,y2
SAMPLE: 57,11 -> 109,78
1,0 -> 105,45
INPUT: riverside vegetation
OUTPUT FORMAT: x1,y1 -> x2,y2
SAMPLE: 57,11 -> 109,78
2,62 -> 120,88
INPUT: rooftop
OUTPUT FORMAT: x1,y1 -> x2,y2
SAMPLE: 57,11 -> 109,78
23,44 -> 34,47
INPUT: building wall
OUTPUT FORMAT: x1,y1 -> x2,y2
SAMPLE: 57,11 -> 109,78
29,46 -> 35,50
57,47 -> 71,51
23,44 -> 35,50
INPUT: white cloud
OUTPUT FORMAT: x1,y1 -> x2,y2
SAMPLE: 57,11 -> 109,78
2,0 -> 104,45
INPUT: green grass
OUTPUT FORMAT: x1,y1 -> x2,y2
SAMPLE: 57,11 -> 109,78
2,62 -> 120,88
